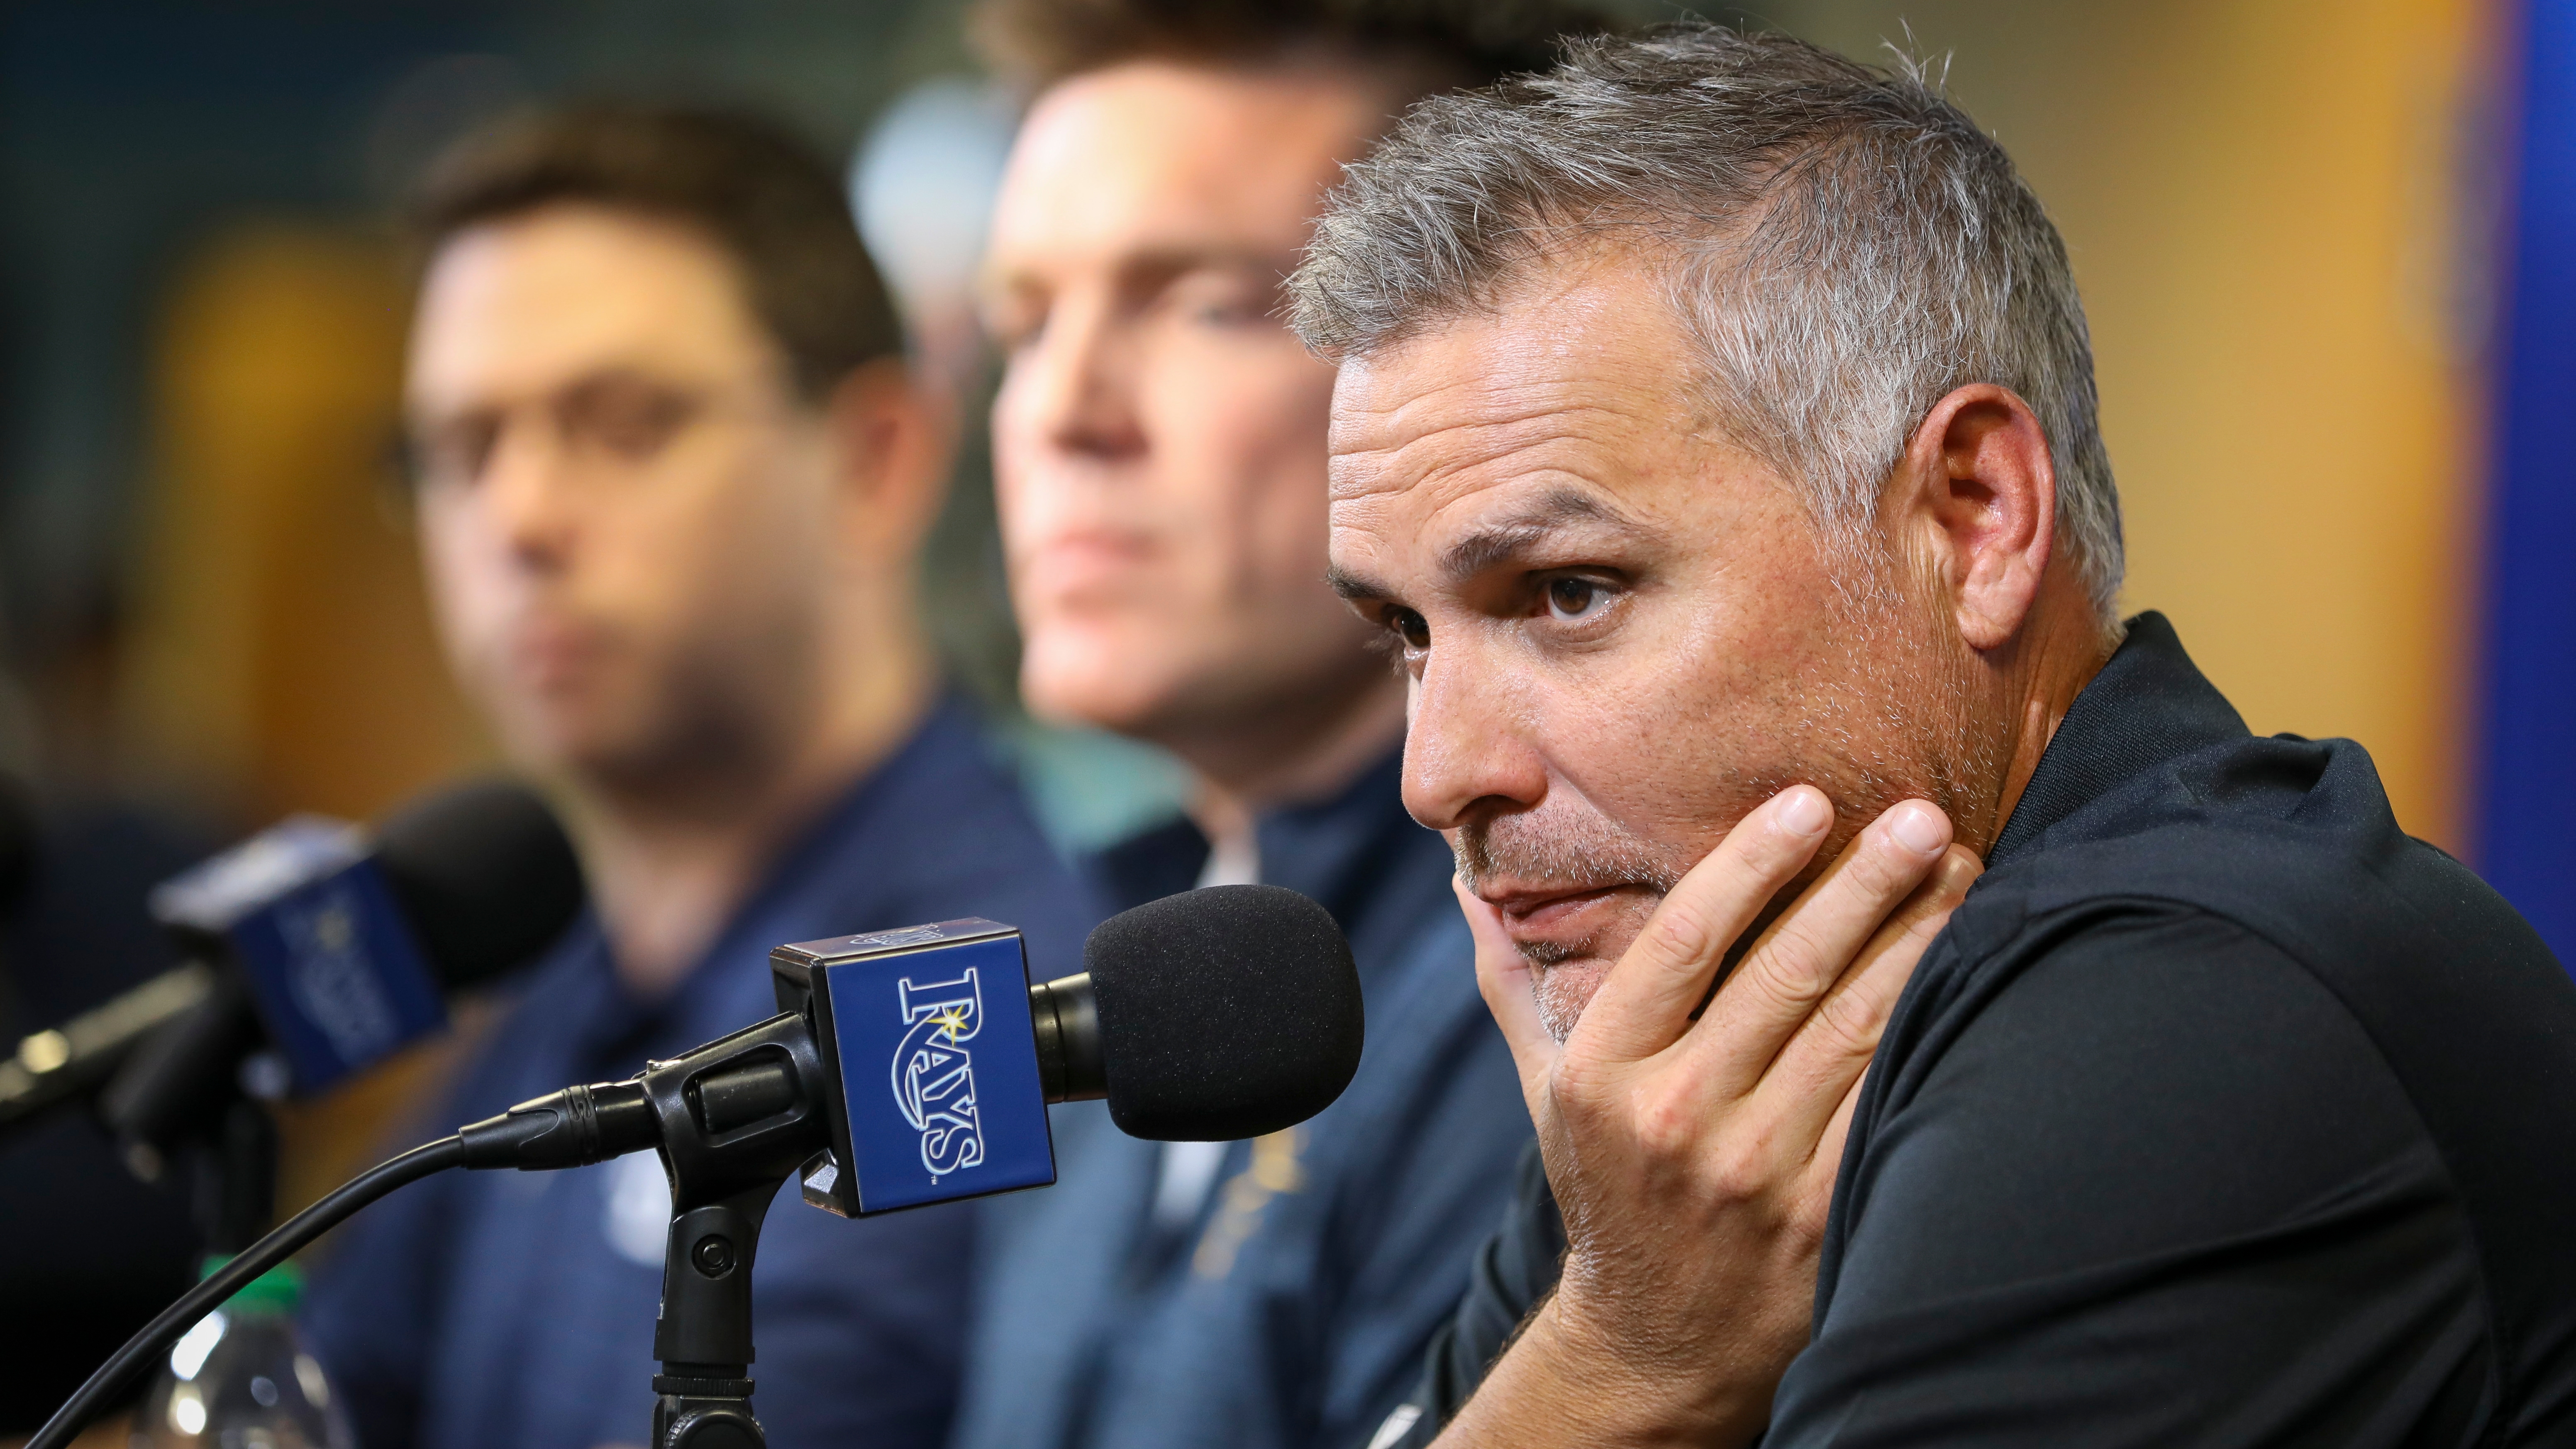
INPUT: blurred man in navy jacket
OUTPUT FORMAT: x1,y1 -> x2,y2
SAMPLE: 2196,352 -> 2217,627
950,5 -> 1612,1447
301,105 -> 1097,1449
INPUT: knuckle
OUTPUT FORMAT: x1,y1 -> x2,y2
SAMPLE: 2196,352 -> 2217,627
1747,823 -> 1818,875
1734,936 -> 1834,1016
1808,982 -> 1886,1058
1703,1129 -> 1777,1201
1627,1079 -> 1701,1159
1710,814 -> 1821,893
1892,903 -> 1957,956
1549,1051 -> 1617,1108
1761,919 -> 1837,985
1779,1181 -> 1833,1254
1884,886 -> 1952,936
1637,894 -> 1724,977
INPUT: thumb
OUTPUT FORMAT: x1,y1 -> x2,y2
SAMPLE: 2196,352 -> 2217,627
1455,873 -> 1560,1120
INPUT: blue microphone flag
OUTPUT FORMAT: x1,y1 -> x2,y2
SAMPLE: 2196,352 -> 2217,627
771,919 -> 1056,1216
149,817 -> 446,1094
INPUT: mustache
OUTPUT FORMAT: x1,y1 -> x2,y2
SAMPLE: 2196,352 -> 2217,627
1451,810 -> 1683,899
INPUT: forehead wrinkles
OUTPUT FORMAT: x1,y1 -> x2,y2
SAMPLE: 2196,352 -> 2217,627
1327,377 -> 1650,509
1327,403 -> 1668,596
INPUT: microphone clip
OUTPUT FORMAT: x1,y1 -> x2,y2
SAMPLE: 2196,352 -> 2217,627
634,1008 -> 835,1449
456,1006 -> 837,1449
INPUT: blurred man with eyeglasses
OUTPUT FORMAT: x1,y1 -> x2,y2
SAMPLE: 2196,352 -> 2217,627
299,104 -> 1097,1449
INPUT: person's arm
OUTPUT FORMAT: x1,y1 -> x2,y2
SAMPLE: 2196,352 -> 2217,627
1762,907 -> 2480,1447
1434,788 -> 1981,1448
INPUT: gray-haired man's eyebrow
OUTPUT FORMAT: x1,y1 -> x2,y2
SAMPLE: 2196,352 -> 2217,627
1437,486 -> 1640,582
1325,564 -> 1389,603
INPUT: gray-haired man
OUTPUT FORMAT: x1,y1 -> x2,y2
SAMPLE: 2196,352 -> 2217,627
1295,25 -> 2576,1448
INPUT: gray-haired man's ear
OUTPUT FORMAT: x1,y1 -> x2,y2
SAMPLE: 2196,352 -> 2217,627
1893,383 -> 2060,654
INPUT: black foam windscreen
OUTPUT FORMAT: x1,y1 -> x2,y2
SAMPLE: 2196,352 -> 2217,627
374,778 -> 585,990
1083,883 -> 1363,1142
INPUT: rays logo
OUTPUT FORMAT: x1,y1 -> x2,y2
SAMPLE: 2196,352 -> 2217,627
277,884 -> 400,1064
890,969 -> 985,1179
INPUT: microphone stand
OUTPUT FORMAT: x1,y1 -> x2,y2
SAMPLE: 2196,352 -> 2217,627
97,975 -> 274,1247
628,1010 -> 838,1449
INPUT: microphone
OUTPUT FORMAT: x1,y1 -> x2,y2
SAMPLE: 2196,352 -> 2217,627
1073,882 -> 1364,1142
0,779 -> 584,1138
456,883 -> 1364,1205
781,882 -> 1364,1215
435,883 -> 1360,1441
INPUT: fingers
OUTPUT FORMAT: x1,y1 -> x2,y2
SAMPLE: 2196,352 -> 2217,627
1455,873 -> 1561,1117
1688,800 -> 1955,1102
1568,787 -> 1836,1066
1762,844 -> 1982,1161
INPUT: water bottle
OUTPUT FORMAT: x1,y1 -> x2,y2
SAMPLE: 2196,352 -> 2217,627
133,1259 -> 354,1449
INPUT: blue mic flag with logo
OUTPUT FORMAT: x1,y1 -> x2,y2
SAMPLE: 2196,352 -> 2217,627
149,816 -> 448,1094
772,920 -> 1056,1215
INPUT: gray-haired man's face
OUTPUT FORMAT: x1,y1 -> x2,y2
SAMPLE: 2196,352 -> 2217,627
1324,257 -> 1987,1038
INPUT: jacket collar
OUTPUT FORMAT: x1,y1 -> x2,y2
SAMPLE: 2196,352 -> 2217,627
1988,611 -> 2250,866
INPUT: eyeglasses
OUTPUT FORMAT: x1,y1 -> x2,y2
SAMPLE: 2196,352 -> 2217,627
400,371 -> 784,495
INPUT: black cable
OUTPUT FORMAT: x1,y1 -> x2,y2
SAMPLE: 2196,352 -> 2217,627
26,1133 -> 468,1449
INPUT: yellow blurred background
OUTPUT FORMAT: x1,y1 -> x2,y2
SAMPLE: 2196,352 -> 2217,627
119,229 -> 481,824
1798,0 -> 2496,851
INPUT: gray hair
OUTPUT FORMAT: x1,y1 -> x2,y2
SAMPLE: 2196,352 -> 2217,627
1287,24 -> 2124,619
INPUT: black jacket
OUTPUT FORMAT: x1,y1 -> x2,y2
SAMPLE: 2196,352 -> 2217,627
1381,613 -> 2576,1448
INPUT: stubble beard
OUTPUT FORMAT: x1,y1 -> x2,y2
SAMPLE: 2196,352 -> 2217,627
537,615 -> 814,827
1452,811 -> 1684,1043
